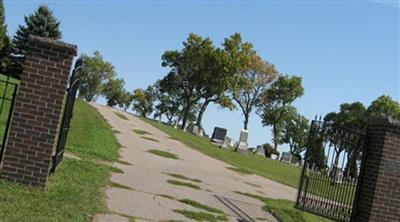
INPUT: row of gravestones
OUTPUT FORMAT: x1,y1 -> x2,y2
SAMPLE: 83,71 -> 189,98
208,126 -> 303,166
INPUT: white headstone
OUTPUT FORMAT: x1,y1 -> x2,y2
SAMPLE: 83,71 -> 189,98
280,152 -> 292,163
235,129 -> 248,152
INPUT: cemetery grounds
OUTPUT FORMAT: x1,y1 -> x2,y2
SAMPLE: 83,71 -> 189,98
0,98 -> 331,221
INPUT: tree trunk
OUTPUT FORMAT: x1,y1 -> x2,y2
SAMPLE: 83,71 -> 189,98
273,124 -> 278,150
243,113 -> 249,130
181,101 -> 191,130
196,100 -> 210,128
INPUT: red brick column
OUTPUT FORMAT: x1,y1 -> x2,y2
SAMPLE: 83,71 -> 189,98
0,36 -> 77,188
353,117 -> 400,221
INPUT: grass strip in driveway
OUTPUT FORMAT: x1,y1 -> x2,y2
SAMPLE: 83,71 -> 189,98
114,111 -> 129,120
167,179 -> 201,190
148,149 -> 179,159
178,199 -> 225,215
141,136 -> 159,142
172,209 -> 228,222
165,173 -> 202,183
141,118 -> 301,188
133,129 -> 151,135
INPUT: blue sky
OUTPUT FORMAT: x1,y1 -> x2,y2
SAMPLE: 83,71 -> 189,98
4,1 -> 399,152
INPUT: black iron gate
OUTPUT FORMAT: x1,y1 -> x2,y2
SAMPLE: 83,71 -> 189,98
0,75 -> 18,164
50,59 -> 82,174
295,120 -> 366,222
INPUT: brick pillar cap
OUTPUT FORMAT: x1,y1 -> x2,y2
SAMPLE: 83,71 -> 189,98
29,35 -> 77,56
368,116 -> 400,127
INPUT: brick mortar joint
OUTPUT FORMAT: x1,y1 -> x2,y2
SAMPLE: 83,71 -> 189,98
29,35 -> 77,56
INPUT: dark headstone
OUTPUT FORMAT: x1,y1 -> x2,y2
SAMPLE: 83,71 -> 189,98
211,127 -> 227,143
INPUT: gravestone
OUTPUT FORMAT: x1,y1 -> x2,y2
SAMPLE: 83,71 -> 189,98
191,125 -> 200,135
235,129 -> 248,153
229,138 -> 236,147
220,136 -> 231,149
280,152 -> 292,163
256,145 -> 265,157
211,127 -> 227,144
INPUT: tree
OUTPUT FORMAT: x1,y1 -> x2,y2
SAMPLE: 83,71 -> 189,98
13,5 -> 61,57
258,75 -> 304,150
307,126 -> 327,171
161,33 -> 214,130
228,34 -> 277,130
367,95 -> 400,120
78,51 -> 116,102
103,78 -> 126,107
324,102 -> 367,178
0,0 -> 12,74
194,46 -> 236,128
280,109 -> 309,159
118,91 -> 133,111
132,86 -> 154,118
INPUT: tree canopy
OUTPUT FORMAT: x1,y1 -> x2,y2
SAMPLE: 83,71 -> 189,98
280,108 -> 309,159
13,5 -> 62,56
132,86 -> 154,118
367,95 -> 400,120
78,51 -> 116,102
103,77 -> 126,107
258,74 -> 304,150
161,33 -> 215,130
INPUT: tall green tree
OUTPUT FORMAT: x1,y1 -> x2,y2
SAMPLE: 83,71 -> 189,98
13,5 -> 62,56
194,46 -> 236,129
103,78 -> 126,107
280,108 -> 309,159
227,34 -> 277,130
132,86 -> 154,118
157,78 -> 185,125
78,51 -> 116,102
258,75 -> 304,150
161,33 -> 214,130
367,95 -> 400,120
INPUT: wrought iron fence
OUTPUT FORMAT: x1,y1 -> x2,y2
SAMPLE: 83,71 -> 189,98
296,119 -> 366,222
0,74 -> 18,163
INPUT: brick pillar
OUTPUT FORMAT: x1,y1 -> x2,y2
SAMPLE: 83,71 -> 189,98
0,36 -> 77,188
353,117 -> 400,221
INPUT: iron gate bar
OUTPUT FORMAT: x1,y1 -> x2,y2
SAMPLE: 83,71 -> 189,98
50,58 -> 82,174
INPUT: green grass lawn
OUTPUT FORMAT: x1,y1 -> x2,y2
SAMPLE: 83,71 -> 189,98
0,159 -> 110,222
66,101 -> 120,161
141,118 -> 301,188
0,100 -> 120,222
